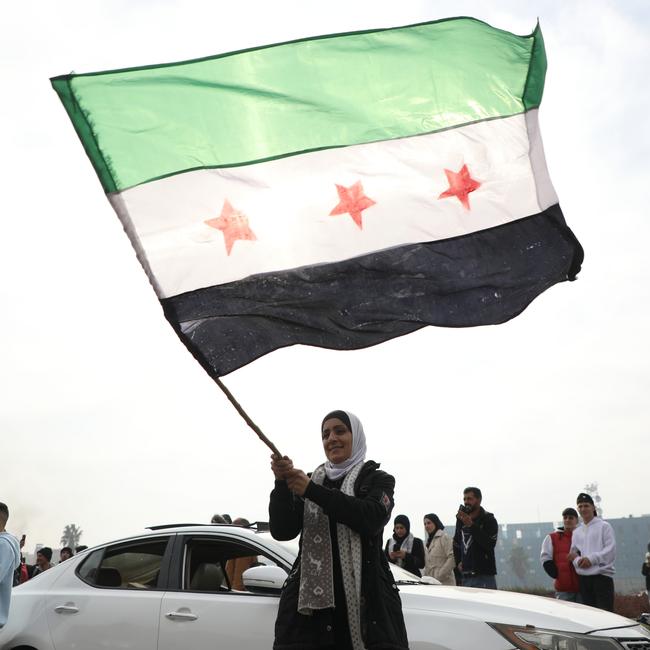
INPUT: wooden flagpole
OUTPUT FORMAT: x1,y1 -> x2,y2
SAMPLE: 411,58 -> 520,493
215,377 -> 282,457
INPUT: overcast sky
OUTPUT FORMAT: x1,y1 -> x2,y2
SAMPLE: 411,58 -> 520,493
2,0 -> 649,552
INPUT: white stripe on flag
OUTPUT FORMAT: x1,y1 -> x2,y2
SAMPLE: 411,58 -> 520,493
109,110 -> 556,299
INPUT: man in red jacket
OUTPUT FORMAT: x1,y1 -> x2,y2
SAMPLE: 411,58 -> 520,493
540,508 -> 581,602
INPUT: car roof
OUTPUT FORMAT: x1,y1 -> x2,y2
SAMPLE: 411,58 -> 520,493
80,524 -> 279,555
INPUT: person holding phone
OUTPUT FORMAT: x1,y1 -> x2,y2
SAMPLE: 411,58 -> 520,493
385,514 -> 425,576
453,487 -> 498,589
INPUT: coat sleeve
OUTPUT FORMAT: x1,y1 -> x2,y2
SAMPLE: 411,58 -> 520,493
303,469 -> 394,537
269,479 -> 304,541
438,534 -> 456,581
385,539 -> 395,564
470,514 -> 498,551
403,537 -> 425,574
452,521 -> 462,567
540,535 -> 553,563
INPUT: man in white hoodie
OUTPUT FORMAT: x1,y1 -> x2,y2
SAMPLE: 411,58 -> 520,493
0,502 -> 21,629
568,493 -> 616,611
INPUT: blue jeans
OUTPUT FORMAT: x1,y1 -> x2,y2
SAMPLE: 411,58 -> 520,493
462,574 -> 497,589
556,591 -> 581,603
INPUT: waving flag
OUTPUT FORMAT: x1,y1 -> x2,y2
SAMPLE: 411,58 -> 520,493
52,17 -> 583,377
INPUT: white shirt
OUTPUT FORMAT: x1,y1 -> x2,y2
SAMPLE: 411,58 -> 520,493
570,518 -> 616,577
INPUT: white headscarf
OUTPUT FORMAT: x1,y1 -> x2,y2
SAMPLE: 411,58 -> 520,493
323,410 -> 367,480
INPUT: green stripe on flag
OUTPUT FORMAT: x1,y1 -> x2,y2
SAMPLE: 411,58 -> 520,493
51,17 -> 547,193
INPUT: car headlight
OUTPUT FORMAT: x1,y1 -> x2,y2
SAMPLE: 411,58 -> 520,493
489,623 -> 622,649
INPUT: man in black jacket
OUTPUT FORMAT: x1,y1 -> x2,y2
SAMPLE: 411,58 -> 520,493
453,486 -> 498,589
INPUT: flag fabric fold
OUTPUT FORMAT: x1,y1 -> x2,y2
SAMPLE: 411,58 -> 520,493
52,17 -> 583,377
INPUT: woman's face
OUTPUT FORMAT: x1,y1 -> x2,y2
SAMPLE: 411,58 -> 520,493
322,417 -> 353,464
393,523 -> 407,538
424,518 -> 436,534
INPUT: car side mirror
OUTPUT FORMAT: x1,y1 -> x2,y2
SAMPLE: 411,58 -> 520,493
242,565 -> 288,593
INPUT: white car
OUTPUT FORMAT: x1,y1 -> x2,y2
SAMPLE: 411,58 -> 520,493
2,524 -> 649,650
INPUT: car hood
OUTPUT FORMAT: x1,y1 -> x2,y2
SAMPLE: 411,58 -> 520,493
397,585 -> 637,635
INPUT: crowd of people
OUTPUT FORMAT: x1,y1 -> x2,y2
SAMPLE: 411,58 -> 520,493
380,490 -> 634,614
1,405 -> 649,648
384,486 -> 498,589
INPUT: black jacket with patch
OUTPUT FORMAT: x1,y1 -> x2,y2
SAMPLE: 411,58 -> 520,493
269,460 -> 409,650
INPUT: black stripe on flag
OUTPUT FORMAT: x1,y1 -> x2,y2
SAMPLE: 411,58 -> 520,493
161,204 -> 583,377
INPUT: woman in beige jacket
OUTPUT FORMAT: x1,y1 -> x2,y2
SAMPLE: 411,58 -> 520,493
423,513 -> 456,585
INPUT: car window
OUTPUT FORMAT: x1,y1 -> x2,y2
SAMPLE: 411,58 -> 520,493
77,548 -> 103,584
183,537 -> 282,594
79,538 -> 169,590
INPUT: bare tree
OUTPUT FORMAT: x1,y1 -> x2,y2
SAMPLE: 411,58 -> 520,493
582,482 -> 603,517
508,545 -> 530,585
60,524 -> 83,549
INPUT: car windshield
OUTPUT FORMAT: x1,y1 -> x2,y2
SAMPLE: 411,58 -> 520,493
257,533 -> 435,585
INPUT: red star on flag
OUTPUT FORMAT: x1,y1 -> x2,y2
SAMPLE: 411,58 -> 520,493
205,200 -> 257,255
329,181 -> 376,229
438,164 -> 481,210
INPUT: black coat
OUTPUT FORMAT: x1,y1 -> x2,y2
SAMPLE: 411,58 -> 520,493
453,507 -> 498,576
269,460 -> 409,650
385,537 -> 425,576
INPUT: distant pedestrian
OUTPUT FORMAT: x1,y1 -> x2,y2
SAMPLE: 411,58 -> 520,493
540,508 -> 581,602
568,493 -> 616,611
0,503 -> 20,629
225,517 -> 257,590
422,513 -> 455,585
211,514 -> 227,524
30,547 -> 53,578
59,547 -> 74,562
641,549 -> 650,595
453,486 -> 498,589
386,514 -> 425,576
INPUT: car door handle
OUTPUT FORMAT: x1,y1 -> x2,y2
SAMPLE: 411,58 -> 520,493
54,605 -> 79,614
165,611 -> 198,621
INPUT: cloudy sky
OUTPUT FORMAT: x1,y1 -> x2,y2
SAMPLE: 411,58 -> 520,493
2,0 -> 649,552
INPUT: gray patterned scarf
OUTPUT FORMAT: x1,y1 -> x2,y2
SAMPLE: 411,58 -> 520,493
298,461 -> 365,650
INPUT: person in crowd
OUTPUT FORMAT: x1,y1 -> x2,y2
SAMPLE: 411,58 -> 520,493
222,514 -> 233,524
453,486 -> 498,589
269,409 -> 408,650
12,535 -> 27,587
211,514 -> 227,524
75,545 -> 88,553
422,513 -> 455,585
642,546 -> 650,596
30,547 -> 53,577
225,517 -> 257,590
568,492 -> 616,611
386,514 -> 425,576
59,547 -> 74,562
540,507 -> 581,602
0,503 -> 21,629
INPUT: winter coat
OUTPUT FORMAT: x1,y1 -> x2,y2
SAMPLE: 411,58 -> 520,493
269,460 -> 409,650
453,507 -> 498,576
385,536 -> 425,577
423,530 -> 456,585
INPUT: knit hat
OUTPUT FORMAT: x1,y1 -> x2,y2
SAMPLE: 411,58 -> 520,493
38,546 -> 53,562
